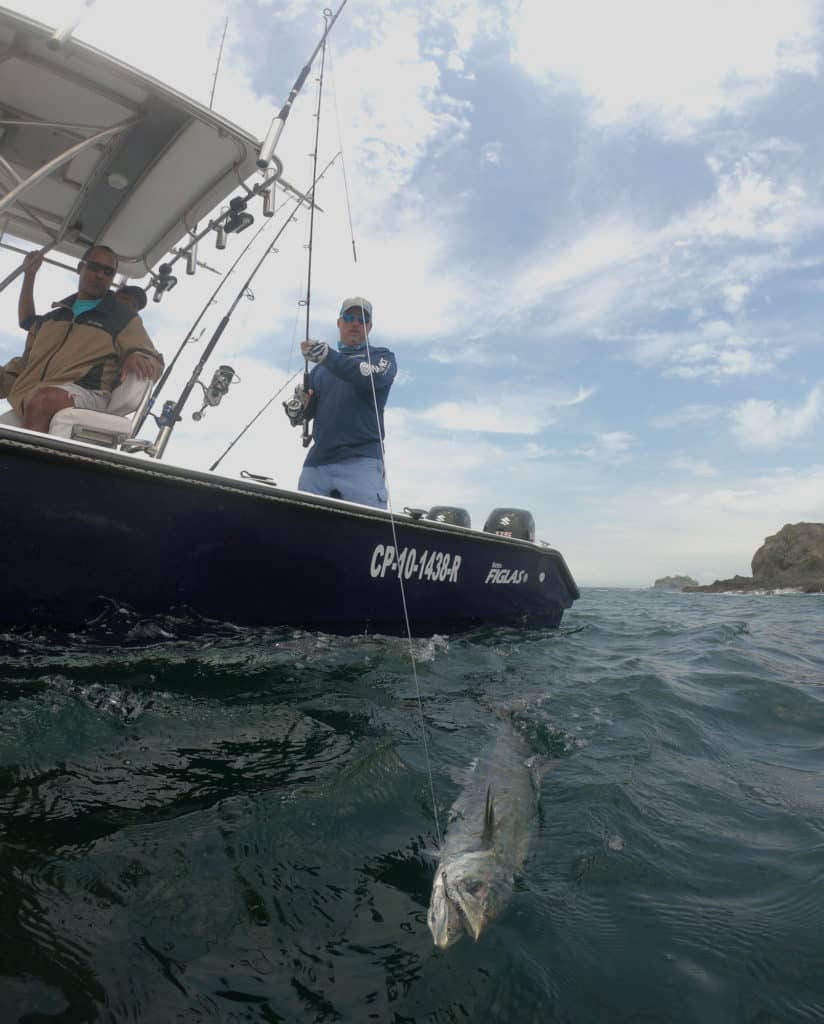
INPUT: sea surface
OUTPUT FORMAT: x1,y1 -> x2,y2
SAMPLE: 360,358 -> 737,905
1,588 -> 823,1023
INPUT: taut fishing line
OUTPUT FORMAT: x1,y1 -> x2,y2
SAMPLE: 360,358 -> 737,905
325,38 -> 442,846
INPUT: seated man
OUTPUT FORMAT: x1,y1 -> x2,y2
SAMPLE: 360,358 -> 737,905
18,251 -> 148,321
3,245 -> 163,433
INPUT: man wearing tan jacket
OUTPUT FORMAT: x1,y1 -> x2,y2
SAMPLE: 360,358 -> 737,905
1,245 -> 163,433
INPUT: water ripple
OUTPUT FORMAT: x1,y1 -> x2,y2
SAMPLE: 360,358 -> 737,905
1,589 -> 824,1022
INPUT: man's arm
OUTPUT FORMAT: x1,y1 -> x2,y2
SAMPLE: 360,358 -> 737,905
115,314 -> 165,381
0,324 -> 37,399
18,250 -> 44,330
305,346 -> 397,391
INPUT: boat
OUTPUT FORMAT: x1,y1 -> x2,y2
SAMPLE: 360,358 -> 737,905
0,4 -> 579,636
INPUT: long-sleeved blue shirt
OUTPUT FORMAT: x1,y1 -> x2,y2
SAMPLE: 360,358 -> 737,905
303,344 -> 397,467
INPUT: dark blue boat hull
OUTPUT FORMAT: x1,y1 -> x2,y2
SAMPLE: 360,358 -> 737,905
0,427 -> 579,635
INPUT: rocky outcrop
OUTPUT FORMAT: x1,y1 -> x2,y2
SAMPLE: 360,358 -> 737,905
684,523 -> 824,593
683,575 -> 763,594
653,575 -> 698,590
751,522 -> 824,588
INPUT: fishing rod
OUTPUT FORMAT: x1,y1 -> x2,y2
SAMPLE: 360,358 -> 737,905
142,6 -> 349,291
132,199 -> 289,435
203,152 -> 343,472
300,9 -> 331,449
148,154 -> 340,461
256,1 -> 348,171
136,3 -> 350,454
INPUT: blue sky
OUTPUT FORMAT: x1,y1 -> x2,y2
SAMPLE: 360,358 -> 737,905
1,0 -> 823,586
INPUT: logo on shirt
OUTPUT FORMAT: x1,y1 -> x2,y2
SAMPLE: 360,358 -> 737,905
359,357 -> 390,377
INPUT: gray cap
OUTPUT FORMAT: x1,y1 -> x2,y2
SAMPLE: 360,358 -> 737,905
339,295 -> 372,316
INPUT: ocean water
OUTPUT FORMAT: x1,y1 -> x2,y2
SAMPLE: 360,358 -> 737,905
1,588 -> 823,1023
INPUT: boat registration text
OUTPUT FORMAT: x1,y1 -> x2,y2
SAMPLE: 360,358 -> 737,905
370,545 -> 461,583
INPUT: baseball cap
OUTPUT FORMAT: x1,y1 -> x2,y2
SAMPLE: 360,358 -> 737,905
339,296 -> 372,317
116,284 -> 148,311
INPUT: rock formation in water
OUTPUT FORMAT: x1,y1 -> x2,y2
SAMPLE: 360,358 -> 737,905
653,575 -> 699,590
684,522 -> 824,593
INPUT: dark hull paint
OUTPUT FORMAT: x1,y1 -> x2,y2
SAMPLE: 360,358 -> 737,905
0,427 -> 579,635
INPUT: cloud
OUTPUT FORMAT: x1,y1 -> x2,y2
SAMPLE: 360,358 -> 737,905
651,404 -> 723,429
503,134 -> 824,373
555,385 -> 595,406
417,400 -> 546,434
510,0 -> 818,134
333,51 -> 469,207
517,219 -> 646,307
729,385 -> 822,448
576,431 -> 634,461
481,142 -> 503,166
669,456 -> 719,478
565,463 -> 824,586
722,283 -> 750,313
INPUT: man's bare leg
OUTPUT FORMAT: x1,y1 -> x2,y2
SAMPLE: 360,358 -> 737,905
22,387 -> 75,433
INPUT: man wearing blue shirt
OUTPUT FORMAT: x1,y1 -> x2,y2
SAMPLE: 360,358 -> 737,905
296,296 -> 396,509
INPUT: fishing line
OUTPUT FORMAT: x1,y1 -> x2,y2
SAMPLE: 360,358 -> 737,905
299,9 -> 331,449
302,21 -> 443,843
359,318 -> 443,848
208,369 -> 302,472
327,43 -> 358,263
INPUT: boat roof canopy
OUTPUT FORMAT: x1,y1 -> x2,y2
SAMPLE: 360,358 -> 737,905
0,7 -> 272,277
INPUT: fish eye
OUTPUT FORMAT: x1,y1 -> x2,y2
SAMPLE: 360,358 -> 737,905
465,880 -> 486,896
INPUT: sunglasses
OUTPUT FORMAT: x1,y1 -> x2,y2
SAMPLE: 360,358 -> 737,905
341,313 -> 371,324
83,259 -> 116,278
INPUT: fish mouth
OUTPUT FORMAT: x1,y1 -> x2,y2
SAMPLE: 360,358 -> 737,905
428,868 -> 491,948
428,868 -> 465,949
451,884 -> 489,942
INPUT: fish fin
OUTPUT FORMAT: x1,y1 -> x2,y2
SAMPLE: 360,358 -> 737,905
482,786 -> 495,845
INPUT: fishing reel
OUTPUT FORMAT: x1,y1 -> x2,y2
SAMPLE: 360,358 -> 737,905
283,385 -> 306,427
192,364 -> 237,421
152,263 -> 178,303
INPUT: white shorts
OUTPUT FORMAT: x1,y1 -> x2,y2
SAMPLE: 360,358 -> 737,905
48,382 -> 111,412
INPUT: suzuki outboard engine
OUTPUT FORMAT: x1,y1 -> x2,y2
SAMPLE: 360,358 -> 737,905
483,508 -> 535,541
426,506 -> 472,528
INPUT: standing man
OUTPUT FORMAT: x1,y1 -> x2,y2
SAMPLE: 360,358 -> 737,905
2,244 -> 163,433
294,296 -> 396,509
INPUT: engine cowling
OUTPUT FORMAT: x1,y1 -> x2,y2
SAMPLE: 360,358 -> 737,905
483,508 -> 535,542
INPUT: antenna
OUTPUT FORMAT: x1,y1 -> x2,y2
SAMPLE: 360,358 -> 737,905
209,17 -> 229,110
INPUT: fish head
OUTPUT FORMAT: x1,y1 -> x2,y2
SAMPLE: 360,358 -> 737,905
427,850 -> 512,948
427,864 -> 466,949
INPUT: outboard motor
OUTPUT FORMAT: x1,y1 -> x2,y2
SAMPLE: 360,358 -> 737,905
483,508 -> 535,542
426,506 -> 472,528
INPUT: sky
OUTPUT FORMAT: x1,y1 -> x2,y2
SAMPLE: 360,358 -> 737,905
1,0 -> 823,587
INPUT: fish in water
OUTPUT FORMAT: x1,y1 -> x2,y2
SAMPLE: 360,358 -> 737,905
427,718 -> 540,949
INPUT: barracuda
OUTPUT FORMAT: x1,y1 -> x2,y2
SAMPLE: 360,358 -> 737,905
427,719 -> 540,949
